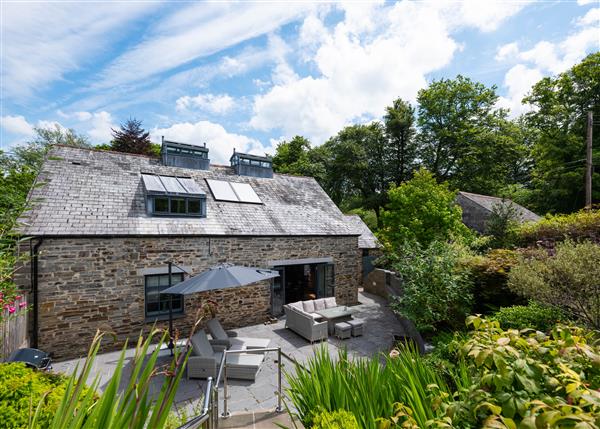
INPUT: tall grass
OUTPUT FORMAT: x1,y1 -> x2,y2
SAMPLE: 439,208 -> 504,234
285,345 -> 450,428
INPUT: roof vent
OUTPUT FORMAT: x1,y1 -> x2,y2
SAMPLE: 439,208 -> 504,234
229,149 -> 273,178
161,137 -> 210,170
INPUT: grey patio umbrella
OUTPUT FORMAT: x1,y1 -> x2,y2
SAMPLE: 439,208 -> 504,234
161,264 -> 280,295
159,264 -> 279,353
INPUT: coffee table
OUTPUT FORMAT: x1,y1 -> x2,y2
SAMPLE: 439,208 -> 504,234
315,307 -> 353,335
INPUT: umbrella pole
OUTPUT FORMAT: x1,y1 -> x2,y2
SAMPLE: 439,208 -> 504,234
168,262 -> 174,356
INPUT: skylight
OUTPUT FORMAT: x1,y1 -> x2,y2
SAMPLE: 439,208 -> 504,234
141,174 -> 207,217
205,179 -> 262,204
141,174 -> 206,197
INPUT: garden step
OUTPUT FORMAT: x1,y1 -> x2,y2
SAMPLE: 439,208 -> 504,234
219,409 -> 303,428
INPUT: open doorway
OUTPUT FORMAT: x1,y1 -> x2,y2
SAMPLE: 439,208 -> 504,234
271,262 -> 334,316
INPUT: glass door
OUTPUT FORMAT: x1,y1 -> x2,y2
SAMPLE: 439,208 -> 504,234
315,263 -> 335,298
271,267 -> 285,316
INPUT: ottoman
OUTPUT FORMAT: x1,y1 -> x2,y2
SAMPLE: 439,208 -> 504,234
334,322 -> 352,340
347,319 -> 364,337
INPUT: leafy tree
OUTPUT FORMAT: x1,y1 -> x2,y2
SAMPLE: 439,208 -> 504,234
417,75 -> 525,194
383,98 -> 417,184
110,118 -> 154,155
523,52 -> 600,213
321,123 -> 389,226
381,168 -> 471,247
271,136 -> 325,180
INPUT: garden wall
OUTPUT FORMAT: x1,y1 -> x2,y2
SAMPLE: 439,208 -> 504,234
15,235 -> 360,360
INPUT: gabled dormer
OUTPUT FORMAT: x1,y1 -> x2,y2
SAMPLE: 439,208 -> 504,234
161,138 -> 210,170
230,149 -> 273,178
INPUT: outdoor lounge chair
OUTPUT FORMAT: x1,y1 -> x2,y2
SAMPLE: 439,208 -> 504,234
206,318 -> 271,350
187,330 -> 264,381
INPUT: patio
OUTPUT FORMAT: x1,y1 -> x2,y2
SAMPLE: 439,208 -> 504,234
53,290 -> 406,422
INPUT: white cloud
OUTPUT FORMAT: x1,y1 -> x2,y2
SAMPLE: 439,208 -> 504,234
497,65 -> 544,115
577,0 -> 595,5
448,0 -> 532,32
176,93 -> 236,115
1,2 -> 156,99
95,2 -> 316,89
496,7 -> 599,116
576,7 -> 600,26
151,121 -> 271,164
1,115 -> 35,136
495,42 -> 520,61
251,2 -> 460,142
51,110 -> 116,144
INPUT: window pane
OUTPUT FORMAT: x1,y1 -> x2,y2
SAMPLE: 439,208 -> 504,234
154,198 -> 169,213
171,198 -> 186,214
188,199 -> 201,214
145,274 -> 183,316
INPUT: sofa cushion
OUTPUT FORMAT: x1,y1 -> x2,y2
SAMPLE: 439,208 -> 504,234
324,297 -> 337,308
191,330 -> 214,357
302,300 -> 316,313
313,299 -> 326,311
289,301 -> 303,311
207,318 -> 229,341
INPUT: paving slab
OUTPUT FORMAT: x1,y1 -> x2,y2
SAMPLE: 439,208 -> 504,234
52,291 -> 405,424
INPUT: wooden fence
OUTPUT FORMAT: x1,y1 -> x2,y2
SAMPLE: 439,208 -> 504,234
0,296 -> 28,361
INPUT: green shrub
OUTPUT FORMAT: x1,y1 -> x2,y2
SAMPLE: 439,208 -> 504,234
508,239 -> 600,329
390,240 -> 473,333
485,200 -> 520,249
517,209 -> 600,245
311,409 -> 360,429
462,248 -> 525,314
0,363 -> 71,428
492,301 -> 566,332
381,317 -> 600,428
380,168 -> 472,248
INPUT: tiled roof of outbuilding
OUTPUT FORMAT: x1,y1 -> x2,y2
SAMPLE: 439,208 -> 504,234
20,146 -> 360,237
344,215 -> 380,249
457,191 -> 541,222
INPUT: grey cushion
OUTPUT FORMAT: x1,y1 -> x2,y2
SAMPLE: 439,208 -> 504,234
191,330 -> 214,357
324,297 -> 337,308
289,302 -> 303,311
207,318 -> 229,341
313,299 -> 326,311
302,300 -> 316,313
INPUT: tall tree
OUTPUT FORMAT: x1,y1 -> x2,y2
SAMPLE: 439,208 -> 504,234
111,118 -> 154,155
383,98 -> 417,184
271,136 -> 325,180
417,75 -> 525,194
523,52 -> 600,213
322,123 -> 389,226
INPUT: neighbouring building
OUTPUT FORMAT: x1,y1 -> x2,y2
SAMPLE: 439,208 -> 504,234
16,142 -> 368,359
456,191 -> 541,234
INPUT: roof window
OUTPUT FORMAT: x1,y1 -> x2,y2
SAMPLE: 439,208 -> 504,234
161,138 -> 210,170
142,173 -> 206,217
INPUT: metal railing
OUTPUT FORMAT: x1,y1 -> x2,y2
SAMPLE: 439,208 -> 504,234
177,346 -> 304,429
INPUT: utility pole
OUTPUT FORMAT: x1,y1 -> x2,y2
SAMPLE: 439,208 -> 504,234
586,111 -> 593,209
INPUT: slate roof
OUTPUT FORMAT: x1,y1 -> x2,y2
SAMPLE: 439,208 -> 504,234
20,146 -> 360,237
344,215 -> 380,249
457,191 -> 541,222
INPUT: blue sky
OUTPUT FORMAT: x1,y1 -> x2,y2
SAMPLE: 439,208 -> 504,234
1,0 -> 599,163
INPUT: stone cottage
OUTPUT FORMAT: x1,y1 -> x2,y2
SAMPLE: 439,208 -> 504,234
16,142 -> 367,359
456,191 -> 541,234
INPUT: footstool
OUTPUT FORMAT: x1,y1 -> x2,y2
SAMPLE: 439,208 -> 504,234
334,322 -> 352,340
347,319 -> 364,337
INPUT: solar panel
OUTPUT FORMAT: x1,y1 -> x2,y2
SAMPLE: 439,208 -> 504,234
206,179 -> 239,202
230,182 -> 262,203
141,174 -> 166,194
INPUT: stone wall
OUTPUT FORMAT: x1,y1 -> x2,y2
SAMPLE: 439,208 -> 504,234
15,235 -> 360,360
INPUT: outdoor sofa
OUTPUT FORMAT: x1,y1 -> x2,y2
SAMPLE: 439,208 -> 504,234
187,330 -> 264,380
283,297 -> 339,342
206,318 -> 271,350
